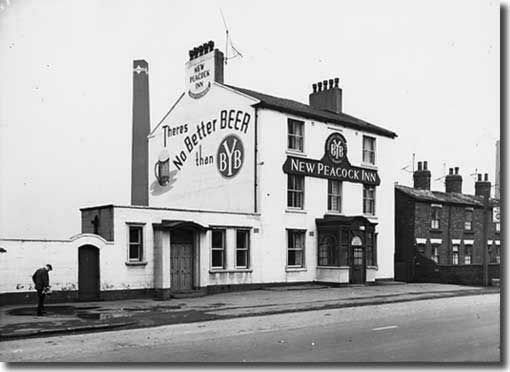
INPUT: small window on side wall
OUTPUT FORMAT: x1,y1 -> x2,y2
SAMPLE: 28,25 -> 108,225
464,209 -> 473,231
235,230 -> 250,269
211,229 -> 226,269
128,225 -> 144,262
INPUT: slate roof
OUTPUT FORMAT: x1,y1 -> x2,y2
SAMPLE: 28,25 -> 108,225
395,185 -> 499,208
223,84 -> 397,139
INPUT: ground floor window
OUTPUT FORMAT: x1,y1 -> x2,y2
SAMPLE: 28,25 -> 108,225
431,245 -> 439,263
318,233 -> 338,266
287,229 -> 305,267
235,230 -> 250,268
366,232 -> 377,266
464,245 -> 472,264
128,224 -> 144,262
211,229 -> 226,269
452,245 -> 459,265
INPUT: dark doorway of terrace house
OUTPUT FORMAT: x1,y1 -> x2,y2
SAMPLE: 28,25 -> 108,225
350,235 -> 365,284
170,230 -> 194,291
78,245 -> 100,300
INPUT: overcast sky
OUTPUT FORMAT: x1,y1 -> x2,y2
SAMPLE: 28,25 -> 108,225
0,0 -> 501,239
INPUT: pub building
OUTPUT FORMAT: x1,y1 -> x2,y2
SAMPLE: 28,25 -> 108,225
0,41 -> 397,303
394,163 -> 501,285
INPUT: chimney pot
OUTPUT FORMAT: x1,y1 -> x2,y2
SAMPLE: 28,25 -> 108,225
208,40 -> 214,50
478,173 -> 482,181
318,82 -> 322,91
323,80 -> 328,89
329,79 -> 334,89
417,161 -> 422,171
334,77 -> 339,87
424,161 -> 428,170
455,167 -> 459,175
312,83 -> 317,93
484,173 -> 488,181
449,168 -> 453,175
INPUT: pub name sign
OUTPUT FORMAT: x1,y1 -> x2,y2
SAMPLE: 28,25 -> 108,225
282,133 -> 380,186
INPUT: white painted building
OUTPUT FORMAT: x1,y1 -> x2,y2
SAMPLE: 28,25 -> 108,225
1,42 -> 397,303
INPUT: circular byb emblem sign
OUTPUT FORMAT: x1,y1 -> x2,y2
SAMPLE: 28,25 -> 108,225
325,133 -> 347,164
217,135 -> 244,178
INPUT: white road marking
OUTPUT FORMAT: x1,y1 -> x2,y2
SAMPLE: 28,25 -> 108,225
372,325 -> 398,331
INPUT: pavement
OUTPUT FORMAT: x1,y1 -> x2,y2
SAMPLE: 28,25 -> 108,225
0,282 -> 499,341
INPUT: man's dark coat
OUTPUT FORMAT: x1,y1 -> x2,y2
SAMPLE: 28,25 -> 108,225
32,268 -> 49,291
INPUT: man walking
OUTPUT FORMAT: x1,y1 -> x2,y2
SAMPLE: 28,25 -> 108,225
32,264 -> 53,316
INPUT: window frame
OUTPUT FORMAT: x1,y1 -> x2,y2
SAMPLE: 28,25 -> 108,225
287,118 -> 305,153
431,245 -> 440,263
235,229 -> 250,269
211,228 -> 226,270
287,174 -> 305,209
452,245 -> 459,265
464,208 -> 473,231
363,185 -> 376,216
362,135 -> 376,165
464,244 -> 472,264
327,180 -> 342,213
431,205 -> 442,230
287,229 -> 306,268
127,223 -> 145,263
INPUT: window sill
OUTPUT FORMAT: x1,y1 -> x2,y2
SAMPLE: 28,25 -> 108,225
429,229 -> 443,233
367,265 -> 378,270
363,214 -> 377,220
326,211 -> 343,216
285,267 -> 307,272
317,266 -> 350,269
125,261 -> 148,266
361,163 -> 377,170
286,150 -> 307,158
463,230 -> 474,234
286,208 -> 307,214
209,269 -> 253,274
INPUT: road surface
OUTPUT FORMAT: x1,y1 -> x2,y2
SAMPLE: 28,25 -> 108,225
1,294 -> 500,362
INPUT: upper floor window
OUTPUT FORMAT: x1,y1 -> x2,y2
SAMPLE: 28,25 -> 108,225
128,225 -> 144,262
363,185 -> 376,215
287,229 -> 305,267
288,119 -> 304,152
328,180 -> 342,212
288,174 -> 304,209
362,136 -> 376,165
496,222 -> 500,233
235,230 -> 250,269
464,208 -> 473,231
211,229 -> 226,269
431,205 -> 441,230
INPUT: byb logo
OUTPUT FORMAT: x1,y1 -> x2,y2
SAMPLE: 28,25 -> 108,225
217,135 -> 244,178
325,133 -> 347,164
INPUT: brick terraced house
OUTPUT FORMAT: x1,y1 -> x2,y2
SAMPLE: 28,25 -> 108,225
395,162 -> 501,285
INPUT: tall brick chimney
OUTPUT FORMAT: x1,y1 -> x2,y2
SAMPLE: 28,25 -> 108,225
475,173 -> 491,199
309,77 -> 342,114
413,161 -> 431,190
131,60 -> 150,206
445,167 -> 462,193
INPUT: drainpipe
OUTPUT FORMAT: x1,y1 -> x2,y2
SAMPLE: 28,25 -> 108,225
254,106 -> 259,213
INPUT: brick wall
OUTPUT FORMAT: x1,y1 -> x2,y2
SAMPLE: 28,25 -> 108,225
394,189 -> 416,281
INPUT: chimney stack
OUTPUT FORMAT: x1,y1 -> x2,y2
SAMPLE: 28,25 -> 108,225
475,173 -> 491,199
413,161 -> 431,190
131,60 -> 150,206
445,166 -> 462,193
309,76 -> 342,114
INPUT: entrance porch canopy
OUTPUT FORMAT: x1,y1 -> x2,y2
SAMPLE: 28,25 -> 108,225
153,220 -> 209,231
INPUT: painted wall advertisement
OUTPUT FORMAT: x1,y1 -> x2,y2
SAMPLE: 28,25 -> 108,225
149,88 -> 255,212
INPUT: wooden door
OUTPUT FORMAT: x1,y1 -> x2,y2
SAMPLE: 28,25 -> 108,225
78,245 -> 100,300
170,230 -> 194,291
350,236 -> 365,284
